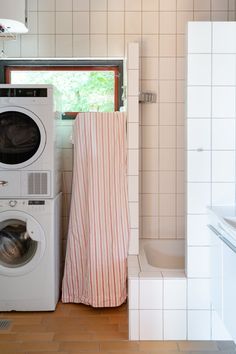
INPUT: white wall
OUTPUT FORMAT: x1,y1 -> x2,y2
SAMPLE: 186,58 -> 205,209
186,21 -> 236,340
0,0 -> 235,246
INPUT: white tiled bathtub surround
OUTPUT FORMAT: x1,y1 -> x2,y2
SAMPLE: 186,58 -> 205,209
128,236 -> 231,340
129,20 -> 236,342
128,244 -> 187,341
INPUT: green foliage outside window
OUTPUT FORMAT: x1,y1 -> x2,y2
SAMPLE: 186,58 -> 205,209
10,70 -> 115,113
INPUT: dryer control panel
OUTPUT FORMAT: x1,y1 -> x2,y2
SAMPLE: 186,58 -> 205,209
0,200 -> 47,212
0,88 -> 48,97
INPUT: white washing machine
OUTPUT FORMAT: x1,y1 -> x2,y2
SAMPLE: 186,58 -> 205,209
0,193 -> 61,311
0,84 -> 61,199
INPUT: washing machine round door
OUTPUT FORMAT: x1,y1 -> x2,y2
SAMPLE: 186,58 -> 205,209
0,211 -> 46,276
0,107 -> 46,169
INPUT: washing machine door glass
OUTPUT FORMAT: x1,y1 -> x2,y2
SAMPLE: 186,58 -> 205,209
0,111 -> 41,165
0,219 -> 37,268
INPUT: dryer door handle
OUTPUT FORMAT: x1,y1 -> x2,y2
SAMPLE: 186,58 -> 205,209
26,219 -> 43,242
0,180 -> 8,187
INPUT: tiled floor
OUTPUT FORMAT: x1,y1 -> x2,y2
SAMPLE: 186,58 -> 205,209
0,302 -> 235,353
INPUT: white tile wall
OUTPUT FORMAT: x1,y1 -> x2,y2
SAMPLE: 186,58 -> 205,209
212,151 -> 235,182
2,3 -> 233,246
212,311 -> 232,340
139,279 -> 162,309
187,246 -> 211,278
187,215 -> 211,246
188,278 -> 211,309
188,310 -> 211,340
213,22 -> 236,53
187,183 -> 211,214
187,22 -> 212,53
128,279 -> 139,309
212,54 -> 236,85
212,119 -> 235,150
212,183 -> 236,205
163,279 -> 186,309
187,119 -> 211,150
187,151 -> 211,182
164,310 -> 187,340
212,87 -> 236,118
187,54 -> 211,85
187,87 -> 211,118
186,26 -> 236,345
127,42 -> 140,254
139,310 -> 163,340
129,310 -> 139,340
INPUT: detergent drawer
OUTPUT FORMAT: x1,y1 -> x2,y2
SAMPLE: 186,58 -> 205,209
0,171 -> 21,197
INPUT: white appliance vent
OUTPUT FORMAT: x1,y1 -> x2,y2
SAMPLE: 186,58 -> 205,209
28,173 -> 48,195
0,319 -> 11,331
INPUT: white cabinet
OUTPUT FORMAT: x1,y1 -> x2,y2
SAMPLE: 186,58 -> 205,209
222,240 -> 236,341
208,218 -> 236,341
209,226 -> 223,318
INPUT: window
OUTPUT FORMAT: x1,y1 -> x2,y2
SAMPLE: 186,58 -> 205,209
0,60 -> 123,119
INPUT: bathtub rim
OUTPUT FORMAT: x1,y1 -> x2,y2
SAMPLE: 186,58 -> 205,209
138,238 -> 186,278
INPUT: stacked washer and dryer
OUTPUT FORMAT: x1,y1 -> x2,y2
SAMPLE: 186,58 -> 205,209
0,85 -> 61,311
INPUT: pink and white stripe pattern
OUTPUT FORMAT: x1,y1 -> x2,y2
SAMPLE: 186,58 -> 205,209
62,112 -> 130,307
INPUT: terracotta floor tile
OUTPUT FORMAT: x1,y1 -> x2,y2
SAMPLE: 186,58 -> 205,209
108,316 -> 128,325
21,341 -> 60,351
54,333 -> 94,341
79,317 -> 111,324
92,331 -> 127,340
7,317 -> 42,326
84,324 -> 119,332
99,305 -> 127,315
178,341 -> 219,351
0,333 -> 18,341
67,352 -> 105,354
0,352 -> 24,354
139,341 -> 178,351
118,324 -> 129,331
27,352 -> 68,354
2,311 -> 41,316
68,305 -> 102,316
106,352 -> 142,354
11,324 -> 49,333
60,341 -> 100,351
43,317 -> 110,327
2,302 -> 236,354
0,342 -> 25,351
100,341 -> 139,351
16,332 -> 55,342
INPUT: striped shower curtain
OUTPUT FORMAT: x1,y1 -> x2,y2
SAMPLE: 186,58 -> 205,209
62,112 -> 130,307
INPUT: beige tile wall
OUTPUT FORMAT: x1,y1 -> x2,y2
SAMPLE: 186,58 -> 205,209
1,0 -> 235,243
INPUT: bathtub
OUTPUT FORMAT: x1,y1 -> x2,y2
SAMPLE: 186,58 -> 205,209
138,238 -> 185,274
128,239 -> 187,340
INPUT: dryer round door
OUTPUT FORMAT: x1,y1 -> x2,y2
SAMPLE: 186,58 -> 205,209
0,211 -> 46,276
0,107 -> 46,169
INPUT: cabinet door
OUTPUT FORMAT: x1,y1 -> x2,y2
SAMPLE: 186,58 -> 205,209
0,171 -> 21,197
223,242 -> 236,342
210,229 -> 223,318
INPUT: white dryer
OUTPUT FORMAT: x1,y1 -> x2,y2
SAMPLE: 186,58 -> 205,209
0,84 -> 61,199
0,193 -> 61,311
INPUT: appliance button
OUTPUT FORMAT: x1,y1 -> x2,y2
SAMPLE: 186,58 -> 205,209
9,200 -> 17,207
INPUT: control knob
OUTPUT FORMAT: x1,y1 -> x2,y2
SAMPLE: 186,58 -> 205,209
9,200 -> 17,207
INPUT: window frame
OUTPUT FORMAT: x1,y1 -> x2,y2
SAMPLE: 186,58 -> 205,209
0,59 -> 123,119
